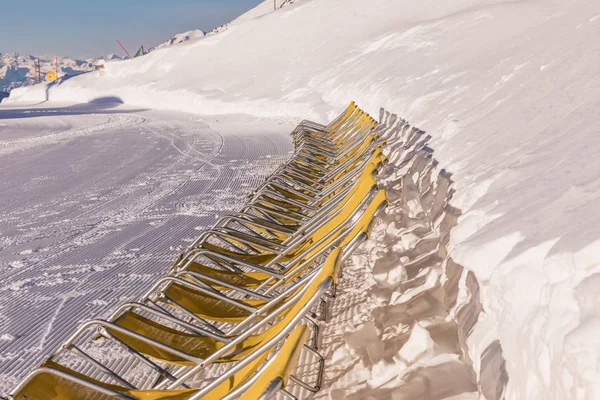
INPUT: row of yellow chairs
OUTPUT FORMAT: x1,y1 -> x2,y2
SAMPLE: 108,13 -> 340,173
7,102 -> 388,400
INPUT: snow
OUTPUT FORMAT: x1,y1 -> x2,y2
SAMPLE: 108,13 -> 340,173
152,29 -> 206,50
3,0 -> 600,398
0,101 -> 294,392
312,116 -> 480,398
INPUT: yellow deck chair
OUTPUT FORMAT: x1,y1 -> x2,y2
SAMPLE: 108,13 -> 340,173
12,325 -> 309,400
236,325 -> 308,399
190,163 -> 379,261
177,187 -> 386,303
277,127 -> 383,182
306,114 -> 375,152
294,117 -> 376,163
105,247 -> 344,367
293,130 -> 377,171
248,156 -> 382,225
293,104 -> 361,148
298,111 -> 375,152
161,191 -> 387,324
177,175 -> 379,290
195,161 -> 380,259
269,148 -> 385,205
326,102 -> 357,133
266,154 -> 384,220
290,138 -> 382,184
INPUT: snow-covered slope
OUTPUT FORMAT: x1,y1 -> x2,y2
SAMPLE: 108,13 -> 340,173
5,0 -> 600,398
148,0 -> 296,51
151,29 -> 206,50
209,0 -> 296,34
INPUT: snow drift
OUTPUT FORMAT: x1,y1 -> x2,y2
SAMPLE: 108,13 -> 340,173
5,0 -> 600,398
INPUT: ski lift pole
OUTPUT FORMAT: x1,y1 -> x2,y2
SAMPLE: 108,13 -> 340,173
117,40 -> 134,60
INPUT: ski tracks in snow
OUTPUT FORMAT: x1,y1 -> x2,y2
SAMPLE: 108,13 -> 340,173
0,106 -> 293,392
0,114 -> 147,155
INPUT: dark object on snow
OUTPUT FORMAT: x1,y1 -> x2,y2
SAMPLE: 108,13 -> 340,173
134,46 -> 147,58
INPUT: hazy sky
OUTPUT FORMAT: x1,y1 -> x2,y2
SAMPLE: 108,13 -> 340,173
0,0 -> 263,59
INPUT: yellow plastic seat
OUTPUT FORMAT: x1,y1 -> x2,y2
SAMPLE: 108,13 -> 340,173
106,247 -> 345,366
109,312 -> 224,366
238,325 -> 308,398
163,282 -> 263,322
160,191 -> 387,324
13,325 -> 309,400
200,169 -> 373,255
186,260 -> 272,287
193,168 -> 378,268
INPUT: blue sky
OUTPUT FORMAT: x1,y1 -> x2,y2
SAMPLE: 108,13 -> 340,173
0,0 -> 263,59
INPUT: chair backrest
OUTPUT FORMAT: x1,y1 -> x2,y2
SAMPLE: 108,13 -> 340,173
285,172 -> 377,259
241,248 -> 342,351
339,189 -> 387,249
107,310 -> 223,366
313,162 -> 379,217
326,101 -> 357,133
235,325 -> 308,399
280,188 -> 386,285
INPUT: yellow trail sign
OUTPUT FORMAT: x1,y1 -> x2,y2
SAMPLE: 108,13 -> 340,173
46,71 -> 58,82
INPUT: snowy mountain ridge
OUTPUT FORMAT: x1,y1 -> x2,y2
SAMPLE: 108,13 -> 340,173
0,53 -> 126,92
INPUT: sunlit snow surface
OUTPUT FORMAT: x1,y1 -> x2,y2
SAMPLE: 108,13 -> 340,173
0,101 -> 294,392
4,0 -> 600,397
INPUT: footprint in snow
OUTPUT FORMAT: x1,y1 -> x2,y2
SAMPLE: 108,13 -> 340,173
10,261 -> 26,269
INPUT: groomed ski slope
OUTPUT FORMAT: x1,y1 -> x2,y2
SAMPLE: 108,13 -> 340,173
4,0 -> 600,398
0,102 -> 294,392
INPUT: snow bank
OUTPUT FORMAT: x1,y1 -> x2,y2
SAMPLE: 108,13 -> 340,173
5,0 -> 600,397
316,115 -> 482,399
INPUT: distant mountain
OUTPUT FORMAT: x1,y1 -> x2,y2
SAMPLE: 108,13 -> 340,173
0,53 -> 124,92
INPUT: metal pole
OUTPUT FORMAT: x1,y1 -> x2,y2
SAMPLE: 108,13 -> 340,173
117,40 -> 134,60
37,58 -> 41,83
274,0 -> 276,10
